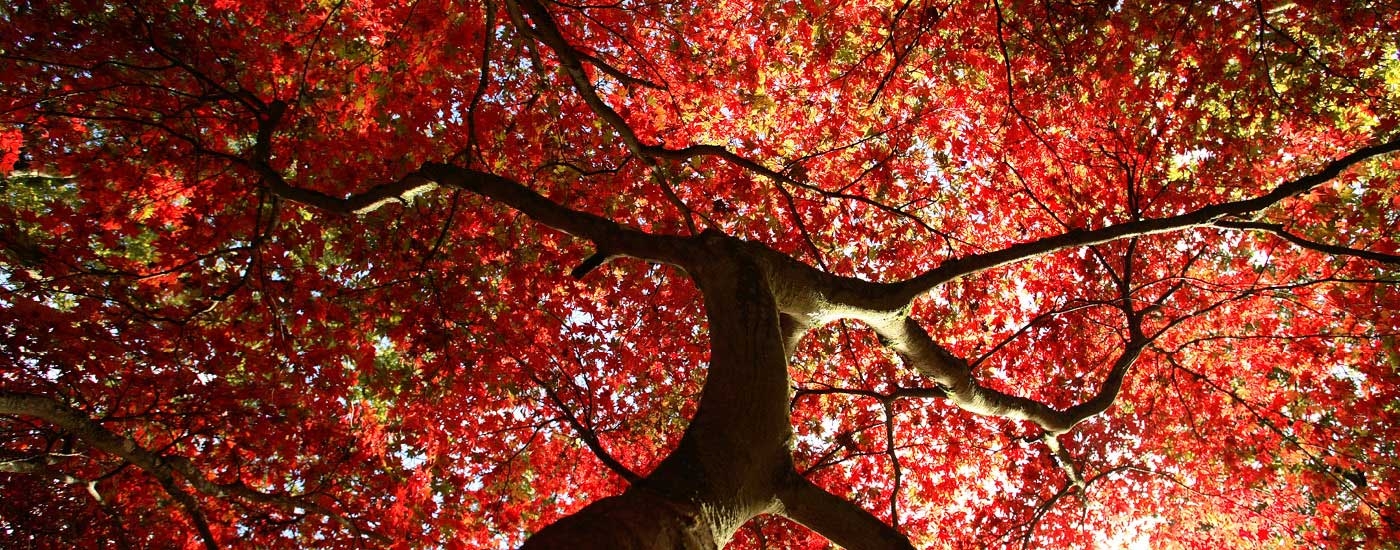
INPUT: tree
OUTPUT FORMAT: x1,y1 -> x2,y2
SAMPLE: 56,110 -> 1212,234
2,0 -> 1399,547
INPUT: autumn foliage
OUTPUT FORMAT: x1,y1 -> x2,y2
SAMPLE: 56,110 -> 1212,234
3,0 -> 1400,548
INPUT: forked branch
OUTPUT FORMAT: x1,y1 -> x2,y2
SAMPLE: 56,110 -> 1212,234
750,136 -> 1400,317
0,391 -> 384,547
873,317 -> 1148,434
889,136 -> 1400,302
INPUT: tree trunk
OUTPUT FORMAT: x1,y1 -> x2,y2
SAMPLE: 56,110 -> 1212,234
519,487 -> 717,549
522,236 -> 793,548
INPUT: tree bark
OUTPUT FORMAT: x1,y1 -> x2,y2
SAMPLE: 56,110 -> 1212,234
777,474 -> 917,550
523,234 -> 794,547
520,488 -> 717,549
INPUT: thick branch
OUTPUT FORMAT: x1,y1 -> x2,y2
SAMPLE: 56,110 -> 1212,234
1041,434 -> 1085,490
875,318 -> 1146,434
419,163 -> 694,262
521,487 -> 716,549
792,385 -> 947,404
0,391 -> 380,546
244,64 -> 691,265
527,235 -> 799,546
0,454 -> 104,502
751,137 -> 1400,318
265,172 -> 440,216
776,472 -> 917,550
882,404 -> 902,529
265,162 -> 696,267
1,392 -> 217,549
512,0 -> 650,158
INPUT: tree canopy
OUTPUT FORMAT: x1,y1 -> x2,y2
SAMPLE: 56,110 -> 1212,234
3,0 -> 1400,548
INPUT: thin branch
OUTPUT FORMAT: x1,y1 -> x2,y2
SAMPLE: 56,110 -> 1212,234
0,391 -> 386,546
891,136 -> 1400,302
999,464 -> 1134,549
882,404 -> 902,529
1,392 -> 216,549
1166,358 -> 1400,529
509,0 -> 699,231
526,372 -> 643,484
750,136 -> 1400,317
1214,219 -> 1400,264
646,143 -> 947,240
574,49 -> 666,90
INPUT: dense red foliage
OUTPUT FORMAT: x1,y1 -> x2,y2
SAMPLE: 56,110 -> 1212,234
2,0 -> 1399,548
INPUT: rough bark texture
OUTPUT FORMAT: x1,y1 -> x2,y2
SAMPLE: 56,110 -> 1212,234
524,234 -> 798,547
520,488 -> 716,549
778,474 -> 918,550
510,225 -> 943,547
